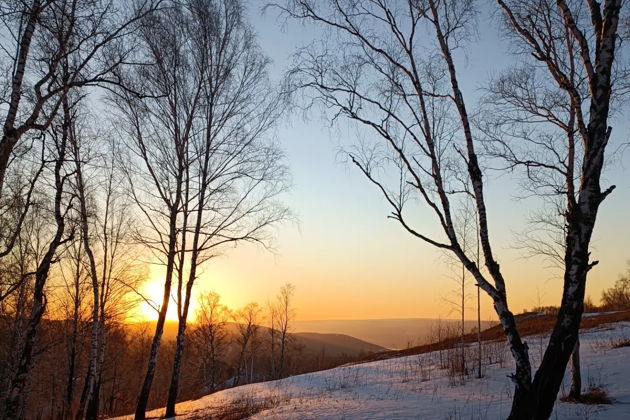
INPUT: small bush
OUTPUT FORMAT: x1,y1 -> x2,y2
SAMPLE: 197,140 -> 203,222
601,269 -> 630,310
399,355 -> 433,384
418,355 -> 432,382
561,386 -> 612,405
446,348 -> 470,386
529,306 -> 559,316
484,341 -> 508,367
324,366 -> 362,391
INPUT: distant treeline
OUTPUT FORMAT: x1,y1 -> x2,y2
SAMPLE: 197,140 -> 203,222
0,288 -> 383,419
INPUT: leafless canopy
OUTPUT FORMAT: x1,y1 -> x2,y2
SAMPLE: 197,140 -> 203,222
279,0 -> 511,329
111,1 -> 289,417
114,0 -> 288,267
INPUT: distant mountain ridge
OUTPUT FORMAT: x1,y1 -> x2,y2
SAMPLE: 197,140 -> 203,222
293,332 -> 386,356
126,318 -> 497,352
294,318 -> 497,349
126,320 -> 387,358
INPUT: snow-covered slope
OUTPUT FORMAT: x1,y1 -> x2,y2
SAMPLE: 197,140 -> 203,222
116,321 -> 630,419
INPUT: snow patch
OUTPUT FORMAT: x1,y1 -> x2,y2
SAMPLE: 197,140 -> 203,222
113,322 -> 630,419
582,311 -> 622,318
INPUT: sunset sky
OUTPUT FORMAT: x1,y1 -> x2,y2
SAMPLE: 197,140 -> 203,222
139,3 -> 630,323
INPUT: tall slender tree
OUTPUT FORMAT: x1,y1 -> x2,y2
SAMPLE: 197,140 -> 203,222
112,2 -> 287,418
163,1 -> 287,415
233,302 -> 262,387
2,96 -> 76,420
69,111 -> 140,420
275,283 -> 295,379
488,0 -> 626,411
112,6 -> 194,414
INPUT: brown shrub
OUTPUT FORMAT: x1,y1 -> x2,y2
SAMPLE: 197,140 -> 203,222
561,387 -> 612,405
613,339 -> 630,348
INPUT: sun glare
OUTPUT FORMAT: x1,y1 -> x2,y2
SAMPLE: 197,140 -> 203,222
137,278 -> 180,322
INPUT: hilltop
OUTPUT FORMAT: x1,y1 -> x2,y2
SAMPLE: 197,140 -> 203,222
126,320 -> 387,359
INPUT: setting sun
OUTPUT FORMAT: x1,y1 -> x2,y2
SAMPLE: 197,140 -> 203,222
134,268 -> 206,323
135,276 -> 180,322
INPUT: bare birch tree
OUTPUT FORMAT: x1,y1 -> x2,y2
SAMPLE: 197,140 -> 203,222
2,97 -> 76,420
163,1 -> 287,415
67,106 -> 103,420
276,0 -> 626,418
275,283 -> 295,379
113,1 -> 287,417
112,11 -> 193,414
0,2 -> 158,412
57,233 -> 89,419
0,178 -> 51,409
233,302 -> 262,387
191,291 -> 231,393
68,110 -> 141,420
487,0 -> 627,409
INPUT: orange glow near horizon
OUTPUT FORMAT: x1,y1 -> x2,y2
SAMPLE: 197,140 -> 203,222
125,215 -> 628,325
125,246 -> 625,325
178,231 -> 626,324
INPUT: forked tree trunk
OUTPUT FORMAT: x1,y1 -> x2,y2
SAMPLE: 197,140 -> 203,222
165,266 -> 199,417
165,104 -> 212,415
134,283 -> 172,419
164,236 -> 195,416
497,1 -> 620,418
511,4 -> 618,417
164,242 -> 201,416
279,0 -> 621,418
504,121 -> 607,420
86,167 -> 116,420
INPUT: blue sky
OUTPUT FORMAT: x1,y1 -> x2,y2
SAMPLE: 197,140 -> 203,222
182,2 -> 630,321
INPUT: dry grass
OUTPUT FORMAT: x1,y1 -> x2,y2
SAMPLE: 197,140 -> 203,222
612,338 -> 630,348
194,395 -> 283,420
560,387 -> 612,405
